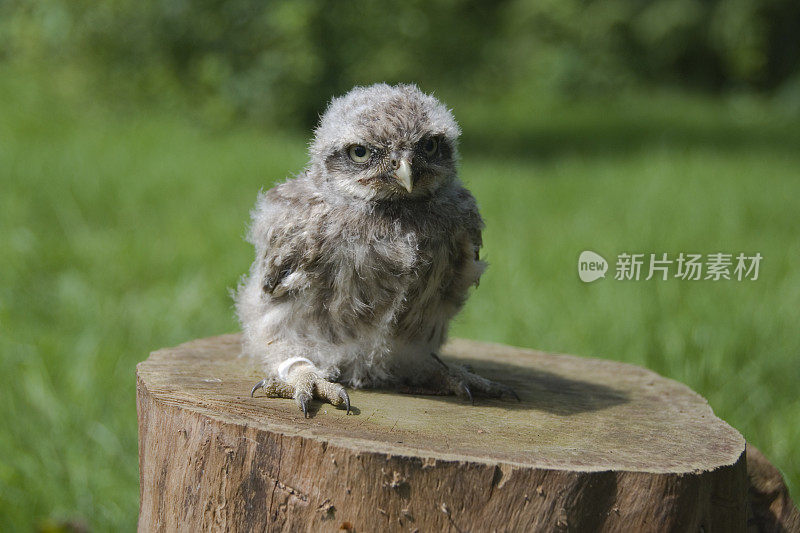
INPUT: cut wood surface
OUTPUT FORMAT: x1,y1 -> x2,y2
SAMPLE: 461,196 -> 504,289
136,333 -> 786,532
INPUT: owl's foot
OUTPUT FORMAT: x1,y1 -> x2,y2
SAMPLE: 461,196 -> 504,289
432,353 -> 520,403
250,367 -> 350,418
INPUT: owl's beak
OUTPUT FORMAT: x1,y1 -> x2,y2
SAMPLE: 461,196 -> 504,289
393,158 -> 413,193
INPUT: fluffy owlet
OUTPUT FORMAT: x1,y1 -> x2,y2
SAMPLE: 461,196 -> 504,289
236,84 -> 517,416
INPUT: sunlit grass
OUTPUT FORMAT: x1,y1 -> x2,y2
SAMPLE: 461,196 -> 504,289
1,67 -> 797,530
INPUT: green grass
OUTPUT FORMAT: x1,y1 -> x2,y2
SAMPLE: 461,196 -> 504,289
1,67 -> 798,530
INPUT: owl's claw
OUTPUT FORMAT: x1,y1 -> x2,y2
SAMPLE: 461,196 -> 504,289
491,382 -> 521,402
338,389 -> 351,415
461,383 -> 474,405
250,372 -> 352,416
314,376 -> 350,414
250,378 -> 294,399
251,379 -> 267,397
439,359 -> 519,403
299,396 -> 309,418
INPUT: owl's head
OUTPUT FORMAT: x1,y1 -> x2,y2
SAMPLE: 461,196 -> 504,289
310,84 -> 461,201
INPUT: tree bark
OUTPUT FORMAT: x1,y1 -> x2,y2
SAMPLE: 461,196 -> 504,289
746,444 -> 800,532
136,334 -> 788,532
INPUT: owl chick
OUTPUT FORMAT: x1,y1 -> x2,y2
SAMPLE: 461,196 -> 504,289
236,83 -> 517,416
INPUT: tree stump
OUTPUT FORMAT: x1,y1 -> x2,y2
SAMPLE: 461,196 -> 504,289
136,334 -> 789,532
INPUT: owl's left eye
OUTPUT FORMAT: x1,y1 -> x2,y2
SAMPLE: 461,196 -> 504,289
348,145 -> 371,163
423,137 -> 439,156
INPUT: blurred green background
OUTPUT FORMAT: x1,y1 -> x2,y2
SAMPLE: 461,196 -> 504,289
1,0 -> 799,530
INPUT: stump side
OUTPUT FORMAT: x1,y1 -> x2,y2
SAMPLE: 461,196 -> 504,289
137,334 -> 750,532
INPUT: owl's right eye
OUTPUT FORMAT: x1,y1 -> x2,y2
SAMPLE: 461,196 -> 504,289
348,145 -> 370,163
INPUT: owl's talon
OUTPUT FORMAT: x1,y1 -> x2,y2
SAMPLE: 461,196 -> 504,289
339,389 -> 351,415
432,360 -> 517,403
299,396 -> 309,418
312,377 -> 352,414
251,379 -> 267,397
462,383 -> 474,404
249,368 -> 352,416
250,378 -> 295,399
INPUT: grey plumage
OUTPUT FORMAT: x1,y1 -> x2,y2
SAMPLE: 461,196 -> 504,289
236,83 -> 514,414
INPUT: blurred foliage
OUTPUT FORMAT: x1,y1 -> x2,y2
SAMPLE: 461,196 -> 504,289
2,0 -> 799,128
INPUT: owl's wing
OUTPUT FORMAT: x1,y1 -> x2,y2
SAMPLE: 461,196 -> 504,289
247,185 -> 321,299
469,221 -> 483,262
459,188 -> 484,261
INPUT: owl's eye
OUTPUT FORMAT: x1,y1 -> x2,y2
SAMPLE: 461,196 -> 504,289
423,137 -> 439,156
348,145 -> 370,163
